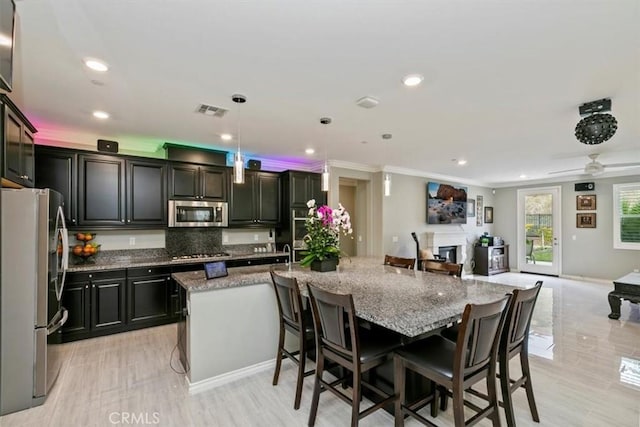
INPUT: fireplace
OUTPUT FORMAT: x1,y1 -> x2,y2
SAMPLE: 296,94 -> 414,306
438,245 -> 457,263
424,231 -> 468,267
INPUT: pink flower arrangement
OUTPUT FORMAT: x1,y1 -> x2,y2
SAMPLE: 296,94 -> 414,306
300,199 -> 353,266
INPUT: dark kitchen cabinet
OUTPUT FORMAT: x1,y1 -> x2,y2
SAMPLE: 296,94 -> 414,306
126,159 -> 167,226
35,146 -> 78,225
169,163 -> 228,201
287,171 -> 325,208
1,94 -> 37,188
127,266 -> 172,325
61,270 -> 127,341
229,170 -> 280,226
78,153 -> 126,226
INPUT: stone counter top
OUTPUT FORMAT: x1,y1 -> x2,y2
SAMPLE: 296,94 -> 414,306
174,257 -> 529,337
67,251 -> 289,272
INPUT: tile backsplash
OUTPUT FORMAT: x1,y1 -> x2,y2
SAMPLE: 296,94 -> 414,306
165,228 -> 223,256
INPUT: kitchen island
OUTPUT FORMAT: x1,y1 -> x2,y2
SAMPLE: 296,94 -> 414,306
173,257 -> 524,393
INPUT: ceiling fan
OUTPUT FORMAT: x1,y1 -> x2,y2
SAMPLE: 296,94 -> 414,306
549,153 -> 640,176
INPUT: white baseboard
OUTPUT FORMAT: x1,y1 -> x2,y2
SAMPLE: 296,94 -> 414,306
559,274 -> 611,285
186,359 -> 276,395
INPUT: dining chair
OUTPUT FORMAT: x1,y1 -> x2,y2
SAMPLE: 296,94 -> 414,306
307,284 -> 402,427
440,281 -> 543,427
384,255 -> 416,270
394,296 -> 511,427
422,259 -> 464,277
269,268 -> 315,410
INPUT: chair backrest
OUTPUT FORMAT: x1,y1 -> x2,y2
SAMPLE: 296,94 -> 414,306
422,260 -> 463,277
455,296 -> 510,378
270,269 -> 305,329
526,240 -> 534,256
307,284 -> 359,363
384,255 -> 416,270
503,281 -> 542,354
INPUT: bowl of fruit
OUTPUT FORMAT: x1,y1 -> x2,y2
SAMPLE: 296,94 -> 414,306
72,233 -> 100,262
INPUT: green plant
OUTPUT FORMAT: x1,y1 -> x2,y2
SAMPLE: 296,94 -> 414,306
300,199 -> 353,267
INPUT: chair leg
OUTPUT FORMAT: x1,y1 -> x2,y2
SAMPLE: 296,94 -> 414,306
520,350 -> 540,422
487,368 -> 501,427
451,385 -> 466,427
500,353 -> 516,427
431,384 -> 440,418
272,325 -> 285,386
394,357 -> 405,427
439,384 -> 448,411
351,368 -> 362,427
308,355 -> 324,427
294,338 -> 306,410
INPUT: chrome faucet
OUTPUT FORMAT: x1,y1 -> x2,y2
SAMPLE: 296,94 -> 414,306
283,244 -> 292,271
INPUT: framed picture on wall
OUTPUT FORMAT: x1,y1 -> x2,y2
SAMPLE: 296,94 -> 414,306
484,206 -> 494,224
467,198 -> 476,217
576,195 -> 596,210
476,195 -> 483,226
576,213 -> 596,228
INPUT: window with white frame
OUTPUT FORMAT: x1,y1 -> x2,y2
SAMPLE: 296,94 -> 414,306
613,183 -> 640,250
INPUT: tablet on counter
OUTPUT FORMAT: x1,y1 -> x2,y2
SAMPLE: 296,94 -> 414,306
204,261 -> 228,279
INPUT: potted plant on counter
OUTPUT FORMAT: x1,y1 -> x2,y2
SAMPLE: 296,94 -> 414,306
300,199 -> 353,272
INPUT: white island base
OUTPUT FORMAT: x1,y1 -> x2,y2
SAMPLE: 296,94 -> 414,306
185,282 -> 279,393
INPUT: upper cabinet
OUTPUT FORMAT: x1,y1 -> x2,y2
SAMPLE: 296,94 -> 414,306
35,146 -> 78,225
1,95 -> 37,188
126,159 -> 167,226
168,163 -> 227,201
77,154 -> 168,227
78,153 -> 126,227
286,171 -> 326,208
229,170 -> 281,227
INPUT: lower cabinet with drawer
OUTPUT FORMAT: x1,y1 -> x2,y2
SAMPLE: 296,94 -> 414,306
61,269 -> 127,341
127,266 -> 173,327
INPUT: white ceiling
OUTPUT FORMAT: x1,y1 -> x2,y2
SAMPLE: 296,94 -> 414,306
14,0 -> 640,187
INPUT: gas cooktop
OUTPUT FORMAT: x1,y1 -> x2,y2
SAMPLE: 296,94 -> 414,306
171,252 -> 230,261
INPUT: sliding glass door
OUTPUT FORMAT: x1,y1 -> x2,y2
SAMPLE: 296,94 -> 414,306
517,187 -> 561,275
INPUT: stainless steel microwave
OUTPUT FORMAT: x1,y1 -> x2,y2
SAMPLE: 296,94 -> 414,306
168,200 -> 228,227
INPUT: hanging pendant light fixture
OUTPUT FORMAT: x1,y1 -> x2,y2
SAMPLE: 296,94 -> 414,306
320,117 -> 332,192
232,94 -> 247,184
382,133 -> 392,196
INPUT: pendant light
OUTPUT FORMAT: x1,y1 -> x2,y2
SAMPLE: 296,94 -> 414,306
382,133 -> 392,196
232,94 -> 247,184
320,117 -> 332,192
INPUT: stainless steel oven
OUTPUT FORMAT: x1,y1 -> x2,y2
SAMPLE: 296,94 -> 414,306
168,200 -> 228,227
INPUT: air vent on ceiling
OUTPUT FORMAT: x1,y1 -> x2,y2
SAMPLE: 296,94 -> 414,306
195,104 -> 228,117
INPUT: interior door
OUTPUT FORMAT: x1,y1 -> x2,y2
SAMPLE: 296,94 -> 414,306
517,187 -> 561,275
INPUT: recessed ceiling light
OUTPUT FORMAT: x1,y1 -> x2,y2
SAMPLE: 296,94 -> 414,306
92,110 -> 110,119
84,58 -> 109,72
305,148 -> 315,155
402,74 -> 424,87
220,133 -> 232,141
520,174 -> 527,179
457,159 -> 467,165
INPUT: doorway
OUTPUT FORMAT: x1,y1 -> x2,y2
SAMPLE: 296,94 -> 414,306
338,183 -> 357,256
517,187 -> 561,275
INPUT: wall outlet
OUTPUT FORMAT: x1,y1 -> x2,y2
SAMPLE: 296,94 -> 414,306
392,236 -> 399,243
358,235 -> 362,242
254,234 -> 259,241
129,237 -> 136,246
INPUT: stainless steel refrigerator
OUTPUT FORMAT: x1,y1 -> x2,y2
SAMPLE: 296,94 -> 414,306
0,188 -> 69,415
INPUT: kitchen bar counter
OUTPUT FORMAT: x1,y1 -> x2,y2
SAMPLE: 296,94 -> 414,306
175,257 -> 528,393
67,251 -> 289,272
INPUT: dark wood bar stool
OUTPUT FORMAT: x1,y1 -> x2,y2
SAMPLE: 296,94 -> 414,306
440,282 -> 543,426
269,269 -> 315,410
307,285 -> 402,427
394,296 -> 511,427
384,255 -> 416,270
422,259 -> 463,277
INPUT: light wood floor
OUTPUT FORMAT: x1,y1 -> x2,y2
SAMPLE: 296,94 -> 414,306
2,273 -> 639,426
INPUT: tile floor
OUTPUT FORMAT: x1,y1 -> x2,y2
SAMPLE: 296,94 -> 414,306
1,273 -> 639,426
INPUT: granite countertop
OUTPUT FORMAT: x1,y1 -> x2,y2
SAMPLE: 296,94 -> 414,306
173,257 -> 529,337
67,250 -> 289,272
